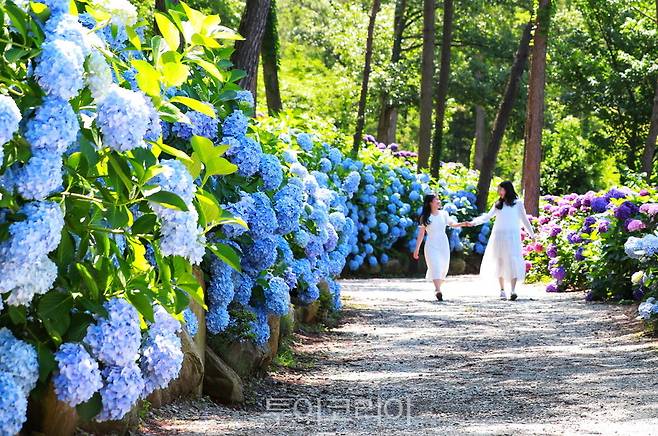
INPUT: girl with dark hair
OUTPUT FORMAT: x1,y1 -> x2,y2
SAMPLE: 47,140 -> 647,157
465,181 -> 535,300
413,194 -> 466,301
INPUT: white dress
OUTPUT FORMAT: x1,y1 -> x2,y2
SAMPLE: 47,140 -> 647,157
471,200 -> 535,281
422,210 -> 456,280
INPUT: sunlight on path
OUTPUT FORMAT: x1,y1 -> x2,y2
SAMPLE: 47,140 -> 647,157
141,276 -> 658,435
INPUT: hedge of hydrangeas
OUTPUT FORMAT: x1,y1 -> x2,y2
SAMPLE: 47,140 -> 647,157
524,186 -> 658,329
0,0 -> 247,430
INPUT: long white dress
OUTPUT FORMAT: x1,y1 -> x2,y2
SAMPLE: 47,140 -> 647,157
422,210 -> 456,280
471,200 -> 535,281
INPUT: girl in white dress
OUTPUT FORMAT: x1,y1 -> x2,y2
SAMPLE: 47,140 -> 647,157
466,181 -> 535,301
413,194 -> 465,301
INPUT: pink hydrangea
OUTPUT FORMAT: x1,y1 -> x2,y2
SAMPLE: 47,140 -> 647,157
627,219 -> 646,232
639,203 -> 658,216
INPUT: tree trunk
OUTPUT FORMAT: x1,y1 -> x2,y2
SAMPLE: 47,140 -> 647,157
522,0 -> 551,216
429,0 -> 454,177
476,22 -> 533,212
416,0 -> 436,170
261,0 -> 282,115
376,0 -> 407,144
642,0 -> 658,180
231,0 -> 271,102
351,0 -> 382,156
473,105 -> 486,170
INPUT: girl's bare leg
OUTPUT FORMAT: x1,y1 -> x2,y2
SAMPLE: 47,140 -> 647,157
433,279 -> 444,301
498,277 -> 505,290
510,278 -> 518,300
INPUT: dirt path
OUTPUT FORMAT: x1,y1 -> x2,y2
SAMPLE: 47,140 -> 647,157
141,276 -> 658,435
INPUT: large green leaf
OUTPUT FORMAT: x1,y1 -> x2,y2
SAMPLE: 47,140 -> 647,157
145,191 -> 189,211
37,292 -> 74,343
195,190 -> 220,224
127,290 -> 155,323
37,344 -> 56,383
208,243 -> 241,272
155,12 -> 180,51
161,61 -> 189,87
170,96 -> 215,118
205,157 -> 237,177
75,263 -> 99,301
76,393 -> 102,421
175,272 -> 206,309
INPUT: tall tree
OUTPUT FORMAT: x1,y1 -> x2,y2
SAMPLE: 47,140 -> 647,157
417,0 -> 435,170
642,0 -> 658,180
352,0 -> 382,156
231,0 -> 271,101
429,0 -> 454,177
473,105 -> 486,170
476,22 -> 533,211
261,0 -> 283,115
376,0 -> 407,144
522,0 -> 551,216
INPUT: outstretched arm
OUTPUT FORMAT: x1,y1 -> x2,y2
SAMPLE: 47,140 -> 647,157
413,226 -> 426,260
446,212 -> 465,227
518,201 -> 536,238
468,204 -> 496,227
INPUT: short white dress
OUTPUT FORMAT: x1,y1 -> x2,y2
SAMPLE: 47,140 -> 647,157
421,210 -> 456,280
471,200 -> 535,281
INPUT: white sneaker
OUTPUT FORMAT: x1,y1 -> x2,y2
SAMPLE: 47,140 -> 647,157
499,290 -> 507,300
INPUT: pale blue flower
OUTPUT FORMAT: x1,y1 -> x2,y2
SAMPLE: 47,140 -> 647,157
224,136 -> 262,177
264,278 -> 290,316
84,298 -> 142,366
0,373 -> 27,436
222,110 -> 248,138
259,154 -> 283,190
24,96 -> 78,154
35,39 -> 84,100
0,328 -> 39,396
183,308 -> 198,338
97,363 -> 145,422
206,305 -> 230,334
172,107 -> 218,140
53,343 -> 103,407
235,90 -> 254,107
96,85 -> 151,152
0,95 -> 21,162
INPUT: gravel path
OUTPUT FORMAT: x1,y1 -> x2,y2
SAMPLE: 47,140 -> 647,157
141,276 -> 658,435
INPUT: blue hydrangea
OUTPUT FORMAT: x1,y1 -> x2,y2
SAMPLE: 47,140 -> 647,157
290,162 -> 309,178
224,136 -> 263,177
97,363 -> 145,422
233,273 -> 254,305
273,181 -> 304,235
34,38 -> 84,100
172,107 -> 218,140
222,110 -> 248,138
45,13 -> 93,55
24,96 -> 78,154
84,298 -> 142,366
276,236 -> 294,264
259,154 -> 283,190
235,90 -> 254,107
296,133 -> 313,151
319,158 -> 332,172
247,192 -> 278,240
243,236 -> 277,276
53,343 -> 103,407
328,147 -> 342,164
222,193 -> 254,238
206,305 -> 230,334
157,208 -> 205,265
42,0 -> 70,16
6,149 -> 63,200
342,171 -> 361,195
297,283 -> 320,305
96,85 -> 151,151
140,311 -> 183,396
248,305 -> 270,346
0,373 -> 27,436
0,95 -> 20,162
282,149 -> 298,163
183,308 -> 198,338
264,277 -> 291,316
0,328 -> 39,396
143,97 -> 162,142
327,280 -> 342,310
208,257 -> 235,307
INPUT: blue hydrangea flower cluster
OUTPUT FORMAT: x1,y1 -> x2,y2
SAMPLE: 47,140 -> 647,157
0,328 -> 38,434
140,305 -> 183,397
225,136 -> 263,177
97,363 -> 145,421
259,154 -> 284,190
183,308 -> 199,338
0,95 -> 21,164
263,277 -> 291,316
148,159 -> 205,264
84,298 -> 142,366
172,107 -> 218,140
53,343 -> 103,407
0,201 -> 64,306
96,85 -> 153,152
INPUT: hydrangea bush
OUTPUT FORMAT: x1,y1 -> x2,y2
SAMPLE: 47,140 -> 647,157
0,0 -> 245,429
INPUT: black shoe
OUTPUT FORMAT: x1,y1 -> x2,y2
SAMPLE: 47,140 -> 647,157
435,291 -> 443,301
510,293 -> 518,301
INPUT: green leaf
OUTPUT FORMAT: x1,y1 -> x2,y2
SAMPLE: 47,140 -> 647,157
174,289 -> 190,314
132,213 -> 157,234
195,190 -> 220,223
208,243 -> 241,272
155,12 -> 180,51
7,305 -> 26,325
170,96 -> 215,118
176,272 -> 206,309
205,157 -> 237,177
184,152 -> 203,180
190,135 -> 216,163
191,58 -> 224,81
75,263 -> 100,301
37,292 -> 73,343
145,191 -> 189,211
127,290 -> 155,323
180,2 -> 205,33
37,344 -> 56,383
161,61 -> 189,87
107,204 -> 130,228
65,312 -> 94,343
153,141 -> 194,163
76,393 -> 102,421
5,2 -> 27,41
131,60 -> 161,96
126,25 -> 142,50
